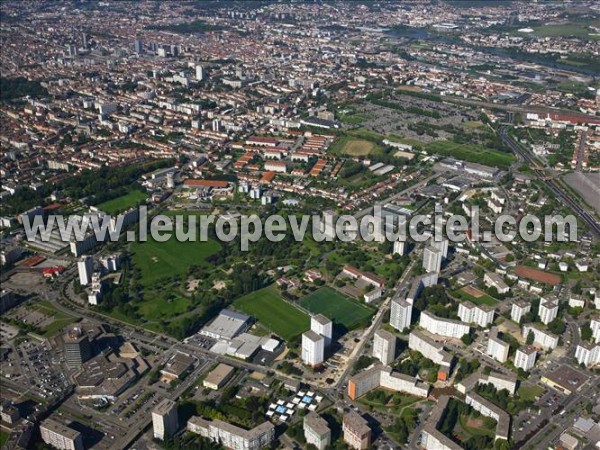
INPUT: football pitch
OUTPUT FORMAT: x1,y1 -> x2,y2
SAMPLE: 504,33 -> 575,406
299,287 -> 374,329
233,286 -> 310,341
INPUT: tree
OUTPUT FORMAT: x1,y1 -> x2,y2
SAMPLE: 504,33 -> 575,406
547,318 -> 566,335
580,323 -> 593,342
526,330 -> 534,345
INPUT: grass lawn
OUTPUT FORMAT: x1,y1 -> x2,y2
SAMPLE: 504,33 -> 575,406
0,431 -> 10,447
137,296 -> 191,321
340,113 -> 372,124
452,288 -> 498,306
517,384 -> 544,401
531,23 -> 600,40
456,413 -> 496,439
130,237 -> 221,287
298,287 -> 374,329
425,140 -> 515,169
96,190 -> 148,215
36,301 -> 78,337
233,285 -> 310,341
330,135 -> 380,156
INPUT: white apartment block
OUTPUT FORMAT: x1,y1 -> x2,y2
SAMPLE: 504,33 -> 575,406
408,330 -> 453,368
486,328 -> 510,363
429,237 -> 449,259
479,372 -> 517,395
511,300 -> 531,324
302,330 -> 325,366
419,311 -> 470,338
393,239 -> 406,256
522,324 -> 559,350
457,301 -> 494,328
591,318 -> 600,343
539,297 -> 559,325
152,399 -> 178,440
514,347 -> 536,371
311,314 -> 333,346
373,329 -> 396,365
575,342 -> 600,367
484,272 -> 510,294
390,298 -> 412,332
188,417 -> 275,450
40,419 -> 83,450
303,412 -> 331,450
77,255 -> 93,286
422,246 -> 443,273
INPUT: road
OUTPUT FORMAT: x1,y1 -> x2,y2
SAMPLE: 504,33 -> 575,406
499,127 -> 600,237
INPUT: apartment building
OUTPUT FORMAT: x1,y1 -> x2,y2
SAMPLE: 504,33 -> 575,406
458,301 -> 495,328
390,298 -> 412,332
514,346 -> 537,371
311,314 -> 333,346
575,342 -> 600,367
303,412 -> 331,450
40,418 -> 83,450
152,399 -> 178,440
373,329 -> 396,365
522,324 -> 559,350
539,297 -> 559,325
302,330 -> 325,366
511,300 -> 531,323
486,327 -> 510,363
347,365 -> 430,400
419,310 -> 470,338
465,392 -> 510,441
188,416 -> 275,450
343,411 -> 371,450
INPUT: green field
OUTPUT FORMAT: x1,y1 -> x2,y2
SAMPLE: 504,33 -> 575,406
36,301 -> 78,337
517,384 -> 544,401
330,135 -> 381,156
451,289 -> 498,307
233,286 -> 310,341
299,287 -> 374,329
531,23 -> 600,40
426,140 -> 515,169
130,237 -> 221,287
96,190 -> 148,215
0,431 -> 9,448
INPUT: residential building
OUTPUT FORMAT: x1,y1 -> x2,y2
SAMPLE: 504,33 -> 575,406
303,412 -> 331,450
421,396 -> 463,450
419,311 -> 470,338
343,411 -> 371,450
311,314 -> 333,346
408,330 -> 453,379
514,346 -> 536,371
423,246 -> 443,273
591,318 -> 600,343
484,272 -> 509,294
373,329 -> 396,365
511,300 -> 531,324
522,324 -> 559,350
188,417 -> 275,450
77,255 -> 93,286
479,372 -> 517,395
486,327 -> 510,363
458,301 -> 495,328
539,297 -> 559,325
575,342 -> 600,367
40,418 -> 83,450
465,392 -> 510,441
347,365 -> 429,400
152,399 -> 178,440
393,239 -> 406,256
390,298 -> 412,332
302,330 -> 324,366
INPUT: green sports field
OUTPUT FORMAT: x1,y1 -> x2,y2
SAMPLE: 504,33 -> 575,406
96,190 -> 148,215
299,287 -> 374,329
233,286 -> 310,341
130,237 -> 221,288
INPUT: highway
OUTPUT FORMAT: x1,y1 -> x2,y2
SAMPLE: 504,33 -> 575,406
499,127 -> 600,237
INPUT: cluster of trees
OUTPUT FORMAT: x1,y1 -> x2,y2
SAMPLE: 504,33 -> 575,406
366,94 -> 442,119
438,398 -> 495,450
0,76 -> 48,101
475,382 -> 534,416
388,407 -> 418,444
454,358 -> 481,383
